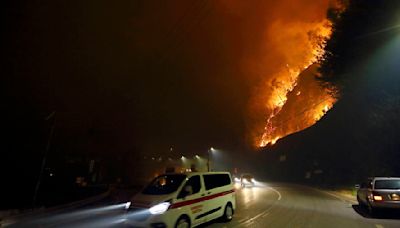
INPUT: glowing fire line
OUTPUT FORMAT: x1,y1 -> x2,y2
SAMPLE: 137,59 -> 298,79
258,19 -> 337,147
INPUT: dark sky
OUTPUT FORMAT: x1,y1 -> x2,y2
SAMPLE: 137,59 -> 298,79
2,0 -> 256,159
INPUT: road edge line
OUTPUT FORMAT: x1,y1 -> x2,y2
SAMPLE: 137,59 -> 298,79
314,188 -> 357,205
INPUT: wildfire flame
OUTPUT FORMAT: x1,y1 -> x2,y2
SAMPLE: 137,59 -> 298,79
215,0 -> 345,148
257,17 -> 341,147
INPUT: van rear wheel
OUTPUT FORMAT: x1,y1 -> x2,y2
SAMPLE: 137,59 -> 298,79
222,203 -> 233,222
175,216 -> 190,228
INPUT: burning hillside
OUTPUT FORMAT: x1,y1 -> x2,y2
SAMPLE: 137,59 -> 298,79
259,64 -> 337,146
259,18 -> 335,147
222,0 -> 346,147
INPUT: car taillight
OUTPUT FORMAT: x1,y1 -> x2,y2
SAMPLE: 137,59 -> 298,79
373,195 -> 383,201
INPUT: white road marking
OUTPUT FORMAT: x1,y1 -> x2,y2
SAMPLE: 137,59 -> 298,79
236,210 -> 269,227
267,186 -> 282,200
242,212 -> 267,226
234,184 -> 282,227
375,224 -> 384,228
314,188 -> 357,204
261,212 -> 270,218
238,218 -> 248,223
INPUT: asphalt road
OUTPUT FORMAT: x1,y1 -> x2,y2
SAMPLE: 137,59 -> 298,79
206,182 -> 400,228
5,182 -> 400,227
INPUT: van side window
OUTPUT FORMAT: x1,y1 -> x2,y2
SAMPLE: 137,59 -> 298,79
178,175 -> 201,198
187,175 -> 201,194
203,174 -> 231,190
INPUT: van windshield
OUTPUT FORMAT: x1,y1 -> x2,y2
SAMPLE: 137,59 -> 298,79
142,174 -> 186,195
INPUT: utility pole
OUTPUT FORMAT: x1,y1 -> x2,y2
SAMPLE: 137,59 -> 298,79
33,111 -> 56,208
207,149 -> 210,172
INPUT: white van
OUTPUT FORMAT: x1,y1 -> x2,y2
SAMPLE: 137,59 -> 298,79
125,172 -> 236,228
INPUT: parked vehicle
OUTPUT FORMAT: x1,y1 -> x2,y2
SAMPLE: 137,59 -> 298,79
125,172 -> 236,228
356,177 -> 400,214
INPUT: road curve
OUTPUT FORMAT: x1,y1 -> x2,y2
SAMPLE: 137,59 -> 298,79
207,182 -> 400,228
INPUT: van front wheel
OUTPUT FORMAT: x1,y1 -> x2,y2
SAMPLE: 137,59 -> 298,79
175,216 -> 190,228
222,203 -> 233,222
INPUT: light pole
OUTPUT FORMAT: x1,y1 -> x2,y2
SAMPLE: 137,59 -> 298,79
33,111 -> 56,208
207,147 -> 214,172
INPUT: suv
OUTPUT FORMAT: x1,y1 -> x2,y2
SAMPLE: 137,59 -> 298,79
357,177 -> 400,214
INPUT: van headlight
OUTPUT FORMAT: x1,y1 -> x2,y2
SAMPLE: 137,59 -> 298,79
149,202 -> 171,215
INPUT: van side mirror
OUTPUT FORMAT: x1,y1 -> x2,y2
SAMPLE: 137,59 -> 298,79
355,184 -> 360,189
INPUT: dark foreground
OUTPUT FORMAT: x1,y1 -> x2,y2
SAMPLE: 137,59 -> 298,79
5,182 -> 400,227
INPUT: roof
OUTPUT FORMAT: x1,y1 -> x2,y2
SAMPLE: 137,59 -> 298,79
372,177 -> 400,180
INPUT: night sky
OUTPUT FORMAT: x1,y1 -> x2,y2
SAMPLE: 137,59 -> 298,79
2,0 -> 255,207
3,1 -> 255,159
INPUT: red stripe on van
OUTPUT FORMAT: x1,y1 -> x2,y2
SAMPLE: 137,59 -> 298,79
170,189 -> 235,209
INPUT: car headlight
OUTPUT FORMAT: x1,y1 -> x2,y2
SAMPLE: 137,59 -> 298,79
125,202 -> 131,210
149,202 -> 171,215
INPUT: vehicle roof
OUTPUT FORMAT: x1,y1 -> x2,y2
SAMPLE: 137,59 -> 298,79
372,177 -> 400,181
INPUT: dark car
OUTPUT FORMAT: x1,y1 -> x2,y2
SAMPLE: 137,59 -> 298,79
357,177 -> 400,214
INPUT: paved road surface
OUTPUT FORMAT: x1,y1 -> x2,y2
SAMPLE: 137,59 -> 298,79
6,182 -> 400,227
206,182 -> 400,228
